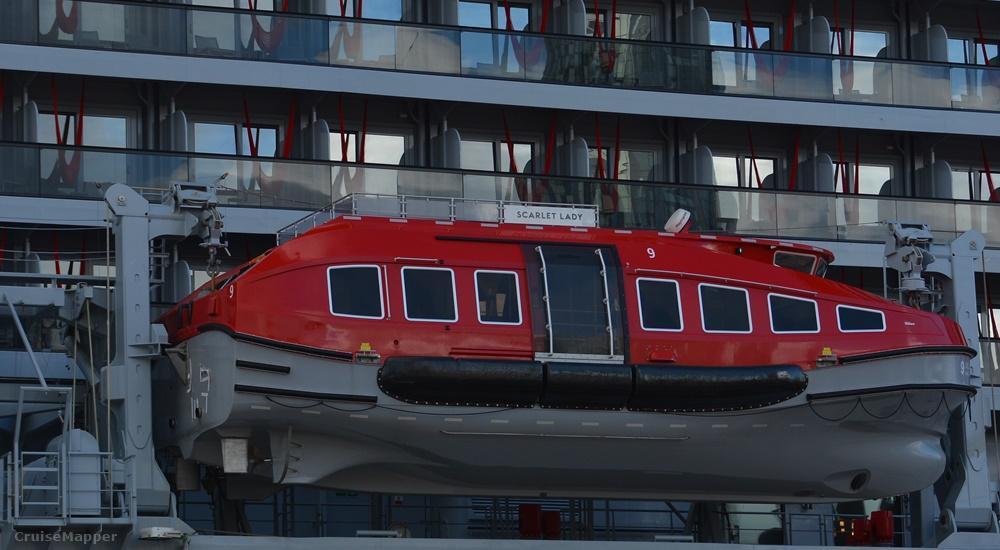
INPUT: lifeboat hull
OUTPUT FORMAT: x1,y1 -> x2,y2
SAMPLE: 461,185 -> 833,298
156,329 -> 975,503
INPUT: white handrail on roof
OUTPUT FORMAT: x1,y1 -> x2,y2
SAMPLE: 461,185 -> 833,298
276,194 -> 600,245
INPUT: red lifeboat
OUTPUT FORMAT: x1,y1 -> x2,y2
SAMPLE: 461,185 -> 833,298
157,205 -> 975,502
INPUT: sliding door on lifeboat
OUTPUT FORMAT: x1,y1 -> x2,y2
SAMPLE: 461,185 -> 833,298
524,245 -> 626,363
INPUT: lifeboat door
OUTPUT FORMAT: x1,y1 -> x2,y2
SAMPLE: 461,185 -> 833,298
527,245 -> 625,363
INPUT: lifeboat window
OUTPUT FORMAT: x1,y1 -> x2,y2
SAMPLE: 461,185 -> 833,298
402,267 -> 458,322
774,251 -> 816,274
768,294 -> 820,333
816,259 -> 829,278
699,283 -> 752,334
475,270 -> 522,325
837,305 -> 885,332
327,265 -> 384,319
636,278 -> 683,332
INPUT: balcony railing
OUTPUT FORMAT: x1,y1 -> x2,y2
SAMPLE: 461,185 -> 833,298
1,141 -> 998,246
1,0 -> 998,112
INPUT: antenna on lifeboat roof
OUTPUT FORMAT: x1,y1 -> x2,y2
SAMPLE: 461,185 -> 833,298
663,209 -> 692,234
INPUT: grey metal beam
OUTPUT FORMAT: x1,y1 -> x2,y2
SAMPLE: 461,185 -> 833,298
0,195 -> 308,235
0,43 -> 998,137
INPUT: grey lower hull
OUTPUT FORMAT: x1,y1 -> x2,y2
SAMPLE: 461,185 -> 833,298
154,331 -> 975,503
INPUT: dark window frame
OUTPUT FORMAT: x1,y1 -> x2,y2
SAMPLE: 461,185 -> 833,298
698,283 -> 753,334
474,269 -> 523,326
327,264 -> 385,319
401,266 -> 459,323
768,293 -> 820,334
636,277 -> 684,332
836,304 -> 886,333
774,251 -> 818,275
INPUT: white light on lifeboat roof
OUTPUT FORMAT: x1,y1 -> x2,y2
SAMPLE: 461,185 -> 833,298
663,209 -> 692,234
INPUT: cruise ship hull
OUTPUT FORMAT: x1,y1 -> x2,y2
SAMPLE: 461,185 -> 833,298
156,330 -> 975,503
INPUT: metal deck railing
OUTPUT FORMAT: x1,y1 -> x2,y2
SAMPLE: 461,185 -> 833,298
277,194 -> 601,244
2,386 -> 136,528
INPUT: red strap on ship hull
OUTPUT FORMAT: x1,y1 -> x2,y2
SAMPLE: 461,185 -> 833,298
543,113 -> 556,176
743,0 -> 759,49
49,78 -> 85,183
594,114 -> 605,179
788,127 -> 800,190
983,142 -> 998,202
281,97 -> 298,159
783,0 -> 796,51
249,0 -> 290,54
540,0 -> 551,33
241,94 -> 259,157
338,95 -> 349,162
501,112 -> 517,173
747,127 -> 762,188
976,10 -> 991,67
359,99 -> 369,163
613,117 -> 621,180
837,130 -> 848,194
853,134 -> 860,194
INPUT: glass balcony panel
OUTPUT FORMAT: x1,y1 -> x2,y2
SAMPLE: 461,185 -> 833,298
396,168 -> 463,197
774,193 -> 839,239
957,202 -> 1000,247
461,173 -> 510,201
833,59 -> 893,105
620,42 -> 670,90
951,66 -> 1000,111
1,0 -> 37,43
189,10 -> 244,58
38,147 -> 126,199
191,155 -> 240,197
836,195 -> 895,241
394,26 -> 460,74
37,1 -> 188,54
256,159 -> 332,209
128,150 -> 189,194
721,190 -> 778,235
235,12 -> 329,64
209,158 -> 263,207
330,20 -> 396,68
668,46 -> 714,94
895,199 -> 958,241
710,50 -> 774,97
773,54 -> 834,101
38,0 -> 122,49
890,63 -> 951,108
0,145 -> 41,196
530,36 -> 598,86
460,30 -> 526,79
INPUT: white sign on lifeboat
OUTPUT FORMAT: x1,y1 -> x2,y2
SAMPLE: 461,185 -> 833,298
503,204 -> 598,228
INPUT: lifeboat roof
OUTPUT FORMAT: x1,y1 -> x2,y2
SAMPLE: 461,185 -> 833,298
298,214 -> 836,264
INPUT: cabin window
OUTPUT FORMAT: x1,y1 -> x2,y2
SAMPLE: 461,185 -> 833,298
837,305 -> 885,332
699,283 -> 752,333
816,259 -> 829,278
402,267 -> 458,322
768,294 -> 820,333
774,251 -> 816,274
475,270 -> 521,325
328,265 -> 384,319
637,278 -> 683,331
